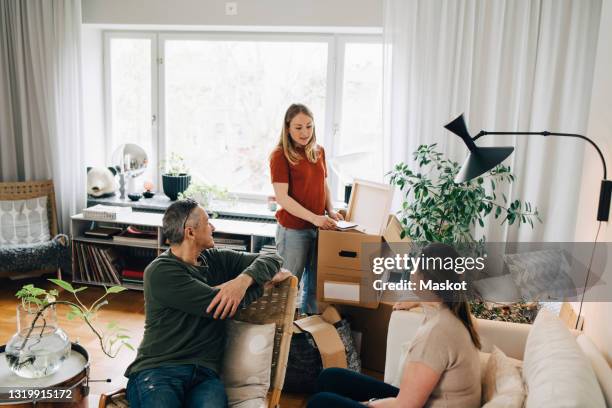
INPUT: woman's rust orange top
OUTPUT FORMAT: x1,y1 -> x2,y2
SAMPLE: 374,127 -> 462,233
270,146 -> 327,229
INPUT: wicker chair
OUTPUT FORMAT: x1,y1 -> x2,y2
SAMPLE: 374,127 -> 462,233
0,180 -> 68,279
99,275 -> 299,408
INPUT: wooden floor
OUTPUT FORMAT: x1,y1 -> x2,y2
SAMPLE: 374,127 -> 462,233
0,276 -> 381,407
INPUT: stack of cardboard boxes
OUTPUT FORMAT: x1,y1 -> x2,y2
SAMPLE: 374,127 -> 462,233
317,180 -> 410,372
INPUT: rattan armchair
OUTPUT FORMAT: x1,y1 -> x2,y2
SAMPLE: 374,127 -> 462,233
0,180 -> 68,279
99,275 -> 298,408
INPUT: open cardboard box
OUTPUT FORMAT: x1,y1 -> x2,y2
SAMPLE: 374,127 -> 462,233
317,180 -> 409,309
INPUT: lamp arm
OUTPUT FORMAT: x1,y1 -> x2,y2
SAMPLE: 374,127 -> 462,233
474,130 -> 607,179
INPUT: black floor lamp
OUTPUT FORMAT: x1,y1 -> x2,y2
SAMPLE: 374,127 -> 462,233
445,114 -> 612,222
445,113 -> 611,328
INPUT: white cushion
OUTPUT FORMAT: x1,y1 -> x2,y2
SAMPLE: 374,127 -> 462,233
505,249 -> 576,301
472,274 -> 522,303
576,335 -> 612,407
0,197 -> 50,245
522,309 -> 605,407
482,346 -> 525,408
222,321 -> 275,407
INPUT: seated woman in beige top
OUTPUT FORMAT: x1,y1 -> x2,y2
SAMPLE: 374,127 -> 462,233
307,243 -> 482,408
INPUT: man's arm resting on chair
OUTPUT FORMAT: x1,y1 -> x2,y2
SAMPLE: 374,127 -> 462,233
206,251 -> 286,319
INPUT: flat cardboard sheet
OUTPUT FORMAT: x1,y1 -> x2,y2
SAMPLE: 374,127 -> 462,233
294,315 -> 348,369
346,179 -> 394,235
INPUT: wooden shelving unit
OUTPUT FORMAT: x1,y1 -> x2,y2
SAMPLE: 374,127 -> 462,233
70,212 -> 276,290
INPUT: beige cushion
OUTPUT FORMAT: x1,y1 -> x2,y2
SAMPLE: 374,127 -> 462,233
523,309 -> 605,407
222,321 -> 275,408
479,351 -> 522,381
0,197 -> 50,245
481,347 -> 525,407
576,335 -> 612,407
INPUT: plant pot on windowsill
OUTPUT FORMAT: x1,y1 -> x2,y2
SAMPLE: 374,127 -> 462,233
162,173 -> 191,201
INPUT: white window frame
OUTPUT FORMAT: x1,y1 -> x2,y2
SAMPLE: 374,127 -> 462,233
103,31 -> 159,177
329,35 -> 384,201
103,30 -> 382,202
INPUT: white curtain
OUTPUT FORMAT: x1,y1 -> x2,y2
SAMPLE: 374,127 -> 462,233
0,0 -> 85,233
383,0 -> 602,242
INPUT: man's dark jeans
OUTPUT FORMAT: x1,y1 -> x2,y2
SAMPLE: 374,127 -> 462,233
127,364 -> 228,408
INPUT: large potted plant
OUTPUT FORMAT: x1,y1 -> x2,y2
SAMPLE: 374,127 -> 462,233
161,152 -> 191,201
388,144 -> 541,244
388,144 -> 543,323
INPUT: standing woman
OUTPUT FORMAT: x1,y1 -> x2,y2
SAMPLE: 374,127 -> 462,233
270,103 -> 343,313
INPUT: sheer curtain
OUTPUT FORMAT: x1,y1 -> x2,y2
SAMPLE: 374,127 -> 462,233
383,0 -> 602,241
0,0 -> 85,233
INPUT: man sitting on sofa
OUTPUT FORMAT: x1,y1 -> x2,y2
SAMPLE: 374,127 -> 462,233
124,199 -> 288,408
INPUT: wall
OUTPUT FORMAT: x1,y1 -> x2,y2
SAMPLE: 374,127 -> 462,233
81,0 -> 383,28
574,0 -> 612,364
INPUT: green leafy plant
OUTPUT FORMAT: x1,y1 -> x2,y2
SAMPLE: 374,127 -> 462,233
160,152 -> 189,176
15,279 -> 133,358
178,181 -> 233,208
388,144 -> 542,244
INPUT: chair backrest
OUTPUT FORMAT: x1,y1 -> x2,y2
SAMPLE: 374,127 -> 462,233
0,180 -> 58,236
234,275 -> 298,397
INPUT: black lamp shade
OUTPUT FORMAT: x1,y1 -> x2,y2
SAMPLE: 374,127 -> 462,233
445,114 -> 515,183
455,146 -> 515,183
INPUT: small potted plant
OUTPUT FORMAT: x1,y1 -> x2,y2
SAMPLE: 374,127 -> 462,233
178,180 -> 232,209
161,153 -> 191,201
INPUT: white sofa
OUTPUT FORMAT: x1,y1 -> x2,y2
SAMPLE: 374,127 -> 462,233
385,309 -> 612,407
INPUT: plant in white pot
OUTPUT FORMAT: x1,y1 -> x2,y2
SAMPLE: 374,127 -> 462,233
161,152 -> 191,201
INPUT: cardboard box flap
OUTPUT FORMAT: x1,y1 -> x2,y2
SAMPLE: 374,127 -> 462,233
294,315 -> 348,369
383,214 -> 411,243
346,179 -> 394,235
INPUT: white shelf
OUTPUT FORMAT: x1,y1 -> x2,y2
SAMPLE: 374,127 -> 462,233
70,210 -> 277,288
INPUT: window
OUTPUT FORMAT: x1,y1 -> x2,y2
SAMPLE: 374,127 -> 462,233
104,32 -> 383,201
105,33 -> 156,183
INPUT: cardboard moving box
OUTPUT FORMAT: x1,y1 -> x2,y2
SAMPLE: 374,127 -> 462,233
317,180 -> 409,309
336,301 -> 395,373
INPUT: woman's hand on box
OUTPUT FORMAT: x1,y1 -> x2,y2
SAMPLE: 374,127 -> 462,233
327,210 -> 345,221
312,214 -> 337,230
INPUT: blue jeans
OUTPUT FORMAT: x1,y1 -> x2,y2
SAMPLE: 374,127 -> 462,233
126,365 -> 227,408
307,368 -> 399,407
276,224 -> 318,313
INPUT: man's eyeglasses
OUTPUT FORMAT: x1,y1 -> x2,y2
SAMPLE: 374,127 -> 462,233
182,199 -> 199,230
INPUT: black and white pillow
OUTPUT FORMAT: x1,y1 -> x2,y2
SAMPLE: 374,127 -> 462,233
0,197 -> 50,245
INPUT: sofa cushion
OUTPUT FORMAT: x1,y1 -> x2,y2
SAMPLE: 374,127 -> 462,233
222,320 -> 275,407
472,274 -> 522,303
522,309 -> 605,407
504,249 -> 576,301
479,351 -> 522,381
481,347 -> 525,408
0,197 -> 50,245
576,335 -> 612,407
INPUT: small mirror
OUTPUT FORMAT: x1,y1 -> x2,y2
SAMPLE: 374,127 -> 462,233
112,143 -> 148,177
111,144 -> 148,197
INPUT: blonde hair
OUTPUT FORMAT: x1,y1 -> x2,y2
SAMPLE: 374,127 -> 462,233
276,104 -> 318,165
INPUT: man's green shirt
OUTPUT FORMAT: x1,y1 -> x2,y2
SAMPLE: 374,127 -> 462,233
124,248 -> 282,377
